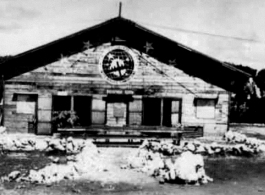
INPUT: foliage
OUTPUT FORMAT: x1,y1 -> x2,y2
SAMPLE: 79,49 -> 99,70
225,62 -> 257,76
225,62 -> 265,123
0,55 -> 13,64
229,95 -> 265,123
230,97 -> 250,123
52,111 -> 79,128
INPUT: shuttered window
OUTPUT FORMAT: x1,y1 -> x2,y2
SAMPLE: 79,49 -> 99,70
91,99 -> 106,125
129,100 -> 142,125
171,100 -> 181,126
195,98 -> 216,119
15,94 -> 37,114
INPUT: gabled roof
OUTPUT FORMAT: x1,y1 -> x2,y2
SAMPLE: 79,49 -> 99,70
0,16 -> 251,92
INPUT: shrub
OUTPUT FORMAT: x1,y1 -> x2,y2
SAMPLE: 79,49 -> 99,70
52,111 -> 79,128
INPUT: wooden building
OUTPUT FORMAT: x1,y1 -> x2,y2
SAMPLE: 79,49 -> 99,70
0,17 -> 251,136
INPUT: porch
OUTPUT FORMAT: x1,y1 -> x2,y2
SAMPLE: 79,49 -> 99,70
53,125 -> 204,146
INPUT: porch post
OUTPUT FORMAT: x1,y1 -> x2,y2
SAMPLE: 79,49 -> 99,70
227,91 -> 231,131
1,75 -> 5,126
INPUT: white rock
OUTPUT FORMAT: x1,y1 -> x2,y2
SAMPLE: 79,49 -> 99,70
196,145 -> 206,153
184,143 -> 196,152
169,168 -> 176,180
258,144 -> 265,153
174,151 -> 209,184
204,145 -> 214,155
48,139 -> 65,151
35,140 -> 49,151
8,171 -> 21,181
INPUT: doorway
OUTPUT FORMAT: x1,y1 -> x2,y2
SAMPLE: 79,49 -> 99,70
143,98 -> 161,126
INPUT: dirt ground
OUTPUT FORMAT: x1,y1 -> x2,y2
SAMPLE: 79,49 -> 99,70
1,145 -> 265,195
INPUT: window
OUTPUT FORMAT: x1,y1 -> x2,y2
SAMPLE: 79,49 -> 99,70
163,99 -> 181,126
53,96 -> 91,127
195,98 -> 216,119
142,98 -> 181,126
106,102 -> 127,126
15,94 -> 37,114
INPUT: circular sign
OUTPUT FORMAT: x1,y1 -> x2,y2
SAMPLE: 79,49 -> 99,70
99,45 -> 138,84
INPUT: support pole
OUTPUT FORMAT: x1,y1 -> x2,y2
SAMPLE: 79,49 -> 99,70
118,2 -> 122,17
1,75 -> 4,126
227,91 -> 231,131
160,99 -> 163,126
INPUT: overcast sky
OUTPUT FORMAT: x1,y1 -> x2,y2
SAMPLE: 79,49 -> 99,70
1,0 -> 265,70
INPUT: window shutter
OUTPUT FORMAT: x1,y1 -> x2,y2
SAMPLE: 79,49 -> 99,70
129,100 -> 142,125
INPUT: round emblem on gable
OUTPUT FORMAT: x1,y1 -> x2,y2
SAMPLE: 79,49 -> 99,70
99,45 -> 138,84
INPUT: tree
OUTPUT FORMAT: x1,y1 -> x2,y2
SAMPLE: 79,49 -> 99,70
227,62 -> 265,123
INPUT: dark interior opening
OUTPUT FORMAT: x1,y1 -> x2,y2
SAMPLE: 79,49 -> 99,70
53,96 -> 71,111
163,99 -> 172,127
103,94 -> 133,102
74,96 -> 91,126
143,98 -> 161,126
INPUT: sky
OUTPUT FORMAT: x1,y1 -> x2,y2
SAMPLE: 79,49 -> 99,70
1,0 -> 265,70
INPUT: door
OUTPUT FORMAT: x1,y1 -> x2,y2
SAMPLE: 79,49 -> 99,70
15,94 -> 38,134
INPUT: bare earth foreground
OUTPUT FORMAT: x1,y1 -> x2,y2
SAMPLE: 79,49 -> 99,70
1,145 -> 265,195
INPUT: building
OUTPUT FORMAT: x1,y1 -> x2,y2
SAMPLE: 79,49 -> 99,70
0,16 -> 251,136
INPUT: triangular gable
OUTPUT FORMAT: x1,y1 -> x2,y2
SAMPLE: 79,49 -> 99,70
0,16 -> 251,92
